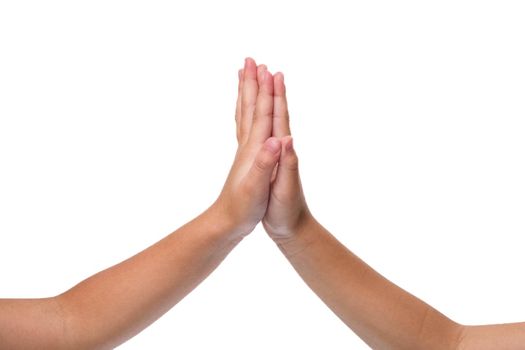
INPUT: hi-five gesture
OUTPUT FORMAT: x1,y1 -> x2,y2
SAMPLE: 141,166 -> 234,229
2,58 -> 524,350
218,57 -> 311,246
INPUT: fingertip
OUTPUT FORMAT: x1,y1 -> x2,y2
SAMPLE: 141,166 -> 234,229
244,57 -> 257,78
282,135 -> 294,152
255,65 -> 275,95
257,64 -> 267,84
274,72 -> 286,96
281,136 -> 299,171
265,137 -> 281,153
265,70 -> 274,92
245,57 -> 255,66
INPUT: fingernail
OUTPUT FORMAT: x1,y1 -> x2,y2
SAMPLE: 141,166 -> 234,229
244,57 -> 255,68
245,57 -> 253,69
263,70 -> 273,84
238,69 -> 243,80
266,138 -> 280,153
275,72 -> 286,94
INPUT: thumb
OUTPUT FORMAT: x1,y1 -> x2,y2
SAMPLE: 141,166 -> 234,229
272,136 -> 300,197
243,137 -> 282,196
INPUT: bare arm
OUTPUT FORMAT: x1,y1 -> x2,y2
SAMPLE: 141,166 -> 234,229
274,216 -> 463,349
0,57 -> 280,349
262,70 -> 525,349
0,207 -> 241,350
58,207 -> 241,349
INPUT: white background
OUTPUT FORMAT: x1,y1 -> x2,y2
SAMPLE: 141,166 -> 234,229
1,1 -> 524,349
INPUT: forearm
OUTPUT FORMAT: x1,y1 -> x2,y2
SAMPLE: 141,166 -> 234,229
274,215 -> 463,350
56,204 -> 240,349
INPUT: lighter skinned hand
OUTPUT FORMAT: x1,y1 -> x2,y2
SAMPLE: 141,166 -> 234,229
213,58 -> 282,238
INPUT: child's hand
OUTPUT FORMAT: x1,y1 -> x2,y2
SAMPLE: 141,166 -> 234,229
261,72 -> 312,242
213,58 -> 281,238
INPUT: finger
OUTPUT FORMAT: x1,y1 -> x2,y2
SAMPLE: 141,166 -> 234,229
243,137 -> 282,197
271,136 -> 300,199
248,66 -> 274,145
240,57 -> 258,144
235,68 -> 244,143
272,72 -> 291,138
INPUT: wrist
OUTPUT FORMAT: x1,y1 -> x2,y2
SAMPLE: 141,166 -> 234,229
206,200 -> 254,241
198,203 -> 242,244
264,206 -> 312,240
269,212 -> 321,257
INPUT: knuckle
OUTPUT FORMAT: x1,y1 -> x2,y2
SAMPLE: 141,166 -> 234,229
274,108 -> 289,124
254,158 -> 269,173
254,153 -> 273,172
253,110 -> 272,124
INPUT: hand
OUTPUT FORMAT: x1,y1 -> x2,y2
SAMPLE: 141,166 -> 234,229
261,71 -> 312,242
213,58 -> 281,238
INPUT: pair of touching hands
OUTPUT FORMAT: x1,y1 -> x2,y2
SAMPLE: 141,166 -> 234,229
213,57 -> 310,242
4,57 -> 517,350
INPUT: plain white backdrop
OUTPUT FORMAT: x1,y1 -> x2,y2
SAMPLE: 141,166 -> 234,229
1,1 -> 524,348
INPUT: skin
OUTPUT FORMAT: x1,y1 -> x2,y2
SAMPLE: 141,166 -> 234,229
2,58 -> 524,349
0,57 -> 279,349
263,63 -> 525,349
